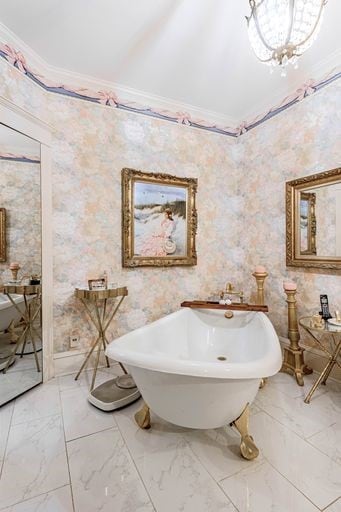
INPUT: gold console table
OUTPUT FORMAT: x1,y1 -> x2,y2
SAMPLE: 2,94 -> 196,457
2,283 -> 42,373
74,286 -> 128,390
299,316 -> 341,403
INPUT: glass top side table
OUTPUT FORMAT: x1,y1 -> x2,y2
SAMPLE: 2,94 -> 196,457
74,286 -> 128,391
299,316 -> 341,403
2,284 -> 42,373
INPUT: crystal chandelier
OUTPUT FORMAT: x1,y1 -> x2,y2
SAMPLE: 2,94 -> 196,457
246,0 -> 327,74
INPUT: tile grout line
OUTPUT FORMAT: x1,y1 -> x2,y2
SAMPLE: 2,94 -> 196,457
0,485 -> 71,512
0,401 -> 15,479
58,380 -> 76,512
184,436 -> 242,511
66,424 -> 118,444
305,421 -> 337,440
304,436 -> 341,467
257,411 -> 335,511
113,405 -> 158,512
265,457 -> 322,511
322,496 -> 341,511
255,395 -> 338,444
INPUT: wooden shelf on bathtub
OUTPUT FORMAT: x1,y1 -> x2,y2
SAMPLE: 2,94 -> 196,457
181,301 -> 268,312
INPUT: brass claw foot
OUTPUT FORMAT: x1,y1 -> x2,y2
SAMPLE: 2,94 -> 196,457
134,403 -> 151,429
240,434 -> 259,460
232,403 -> 259,460
259,378 -> 267,389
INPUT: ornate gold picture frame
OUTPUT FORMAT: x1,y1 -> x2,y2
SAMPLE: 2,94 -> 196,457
122,168 -> 197,267
299,192 -> 316,255
0,208 -> 6,262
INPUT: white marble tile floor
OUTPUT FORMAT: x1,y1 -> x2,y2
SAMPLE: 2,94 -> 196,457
0,370 -> 340,511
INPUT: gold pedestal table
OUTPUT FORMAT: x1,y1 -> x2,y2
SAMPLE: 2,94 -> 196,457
74,287 -> 140,411
2,284 -> 41,373
299,316 -> 341,403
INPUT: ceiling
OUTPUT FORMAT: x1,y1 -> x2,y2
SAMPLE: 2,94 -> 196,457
0,0 -> 340,123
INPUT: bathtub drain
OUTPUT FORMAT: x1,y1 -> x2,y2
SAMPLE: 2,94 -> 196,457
217,356 -> 227,361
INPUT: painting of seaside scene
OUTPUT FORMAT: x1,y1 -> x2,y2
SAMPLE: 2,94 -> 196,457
133,181 -> 187,257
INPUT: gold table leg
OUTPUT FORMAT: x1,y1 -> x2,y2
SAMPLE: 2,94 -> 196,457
304,337 -> 341,404
3,292 -> 41,373
75,295 -> 126,390
232,403 -> 259,460
135,403 -> 151,429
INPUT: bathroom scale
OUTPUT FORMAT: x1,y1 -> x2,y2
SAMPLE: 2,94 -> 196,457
88,374 -> 140,411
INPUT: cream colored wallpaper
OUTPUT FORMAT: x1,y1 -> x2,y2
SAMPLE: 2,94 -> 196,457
0,58 -> 340,355
239,80 -> 341,345
0,159 -> 41,284
47,95 -> 244,352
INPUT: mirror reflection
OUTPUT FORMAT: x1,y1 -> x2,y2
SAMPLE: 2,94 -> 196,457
0,123 -> 42,406
299,182 -> 341,258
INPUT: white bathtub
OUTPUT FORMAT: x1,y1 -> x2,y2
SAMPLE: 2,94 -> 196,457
0,293 -> 28,332
106,308 -> 282,429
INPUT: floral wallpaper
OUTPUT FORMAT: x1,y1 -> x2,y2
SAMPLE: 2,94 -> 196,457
238,80 -> 341,347
47,95 -> 243,351
0,159 -> 41,285
0,55 -> 340,358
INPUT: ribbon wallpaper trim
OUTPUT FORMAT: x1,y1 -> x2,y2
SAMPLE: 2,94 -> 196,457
0,42 -> 339,138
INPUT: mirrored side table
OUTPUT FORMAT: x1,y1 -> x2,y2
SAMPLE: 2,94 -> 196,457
2,283 -> 42,373
299,316 -> 341,403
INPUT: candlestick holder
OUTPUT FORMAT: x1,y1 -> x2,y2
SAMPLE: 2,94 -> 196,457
9,262 -> 20,282
281,286 -> 312,385
252,271 -> 268,305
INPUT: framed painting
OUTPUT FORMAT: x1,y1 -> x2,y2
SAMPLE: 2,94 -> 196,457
122,168 -> 197,267
0,208 -> 6,262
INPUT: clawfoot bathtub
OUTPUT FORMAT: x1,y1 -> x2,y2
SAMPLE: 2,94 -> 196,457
106,308 -> 282,459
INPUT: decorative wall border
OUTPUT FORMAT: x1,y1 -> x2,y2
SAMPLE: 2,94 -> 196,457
0,42 -> 339,138
0,152 -> 40,163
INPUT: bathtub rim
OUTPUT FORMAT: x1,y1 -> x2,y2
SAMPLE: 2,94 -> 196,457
0,294 -> 27,311
106,308 -> 282,379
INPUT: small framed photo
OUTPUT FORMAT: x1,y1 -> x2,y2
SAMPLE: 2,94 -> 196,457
122,168 -> 198,267
88,278 -> 106,290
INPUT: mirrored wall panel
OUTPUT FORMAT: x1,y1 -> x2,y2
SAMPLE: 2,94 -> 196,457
0,123 -> 42,406
299,183 -> 341,258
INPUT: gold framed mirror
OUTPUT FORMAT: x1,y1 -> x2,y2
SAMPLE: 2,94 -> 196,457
286,167 -> 341,270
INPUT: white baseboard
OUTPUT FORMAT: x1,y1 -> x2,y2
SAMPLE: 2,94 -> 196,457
53,348 -> 119,377
279,336 -> 341,382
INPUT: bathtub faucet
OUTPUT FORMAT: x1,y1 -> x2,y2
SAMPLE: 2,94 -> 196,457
220,282 -> 244,304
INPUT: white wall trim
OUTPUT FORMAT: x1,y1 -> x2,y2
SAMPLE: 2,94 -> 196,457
54,348 -> 118,377
0,95 -> 54,381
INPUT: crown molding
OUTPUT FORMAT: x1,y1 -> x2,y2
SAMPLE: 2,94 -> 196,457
0,21 -> 339,138
0,22 -> 236,129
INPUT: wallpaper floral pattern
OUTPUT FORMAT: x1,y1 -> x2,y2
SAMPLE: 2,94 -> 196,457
238,80 -> 341,346
0,159 -> 41,285
47,95 -> 243,351
0,54 -> 340,357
